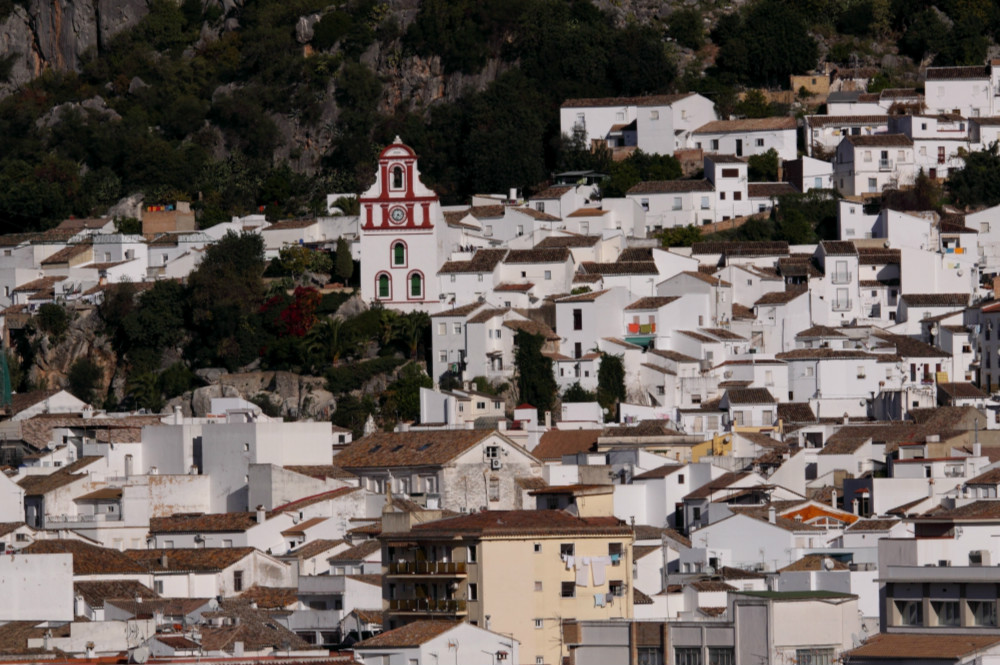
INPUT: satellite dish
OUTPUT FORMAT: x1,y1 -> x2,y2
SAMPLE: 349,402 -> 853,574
822,557 -> 836,571
705,566 -> 716,575
131,647 -> 150,664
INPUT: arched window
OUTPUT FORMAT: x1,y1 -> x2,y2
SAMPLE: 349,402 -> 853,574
409,272 -> 423,298
392,241 -> 406,266
391,166 -> 404,190
377,274 -> 390,299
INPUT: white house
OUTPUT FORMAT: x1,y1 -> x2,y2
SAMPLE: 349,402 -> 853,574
833,134 -> 915,196
692,117 -> 798,162
353,620 -> 518,665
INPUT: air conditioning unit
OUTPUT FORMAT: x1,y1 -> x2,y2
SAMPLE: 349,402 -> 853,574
490,458 -> 502,470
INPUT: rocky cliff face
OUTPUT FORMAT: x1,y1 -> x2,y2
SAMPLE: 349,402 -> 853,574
0,0 -> 151,93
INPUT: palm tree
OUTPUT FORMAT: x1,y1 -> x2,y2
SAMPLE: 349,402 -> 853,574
393,312 -> 430,359
306,317 -> 348,366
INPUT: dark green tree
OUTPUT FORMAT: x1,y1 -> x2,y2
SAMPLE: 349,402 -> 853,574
563,382 -> 596,403
36,303 -> 69,339
596,353 -> 625,421
382,362 -> 432,423
668,8 -> 705,50
748,149 -> 780,182
658,225 -> 702,248
67,357 -> 103,404
514,330 -> 557,418
187,231 -> 266,368
949,144 -> 1000,208
335,236 -> 354,284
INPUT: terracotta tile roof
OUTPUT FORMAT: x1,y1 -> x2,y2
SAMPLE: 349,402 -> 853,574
627,179 -> 713,194
728,505 -> 823,532
438,249 -> 508,274
902,293 -> 969,307
264,218 -> 316,230
354,620 -> 460,649
847,633 -> 1000,660
22,539 -> 148,574
9,388 -> 62,415
619,247 -> 653,261
12,275 -> 66,294
796,325 -> 846,339
505,248 -> 572,264
580,260 -> 658,275
350,608 -> 385,625
199,599 -> 310,652
846,518 -> 901,532
17,415 -> 162,450
533,430 -> 600,460
701,327 -> 744,341
776,348 -> 873,360
281,516 -> 327,536
680,270 -> 731,287
75,487 -> 123,501
536,235 -> 601,248
755,289 -> 807,306
873,331 -> 950,359
503,318 -> 559,340
647,349 -> 699,363
633,587 -> 654,605
805,114 -> 888,127
390,510 -> 631,539
347,573 -> 383,587
603,420 -> 685,437
0,521 -> 26,537
155,635 -> 200,650
515,207 -> 561,222
239,585 -> 298,609
270,487 -> 361,515
40,241 -> 92,265
693,241 -> 789,257
0,621 -> 60,655
557,289 -> 610,303
573,273 -> 603,283
516,476 -> 549,490
530,185 -> 573,200
690,580 -> 737,592
684,472 -> 750,499
74,580 -> 159,609
430,302 -> 484,318
494,282 -> 534,292
779,554 -> 849,572
919,500 -> 1000,521
821,240 -> 858,256
694,117 -> 796,133
725,388 -> 775,405
632,465 -> 685,480
333,430 -> 500,468
857,247 -> 901,264
926,65 -> 990,80
561,94 -> 694,108
286,539 -> 345,559
777,402 -> 816,422
17,456 -> 102,496
732,303 -> 756,320
284,464 -> 355,480
151,512 -> 258,533
0,232 -> 39,248
328,539 -> 381,562
747,183 -> 798,198
939,382 -> 988,400
125,547 -> 258,572
633,545 -> 661,560
625,296 -> 679,310
347,520 -> 381,536
846,134 -> 913,147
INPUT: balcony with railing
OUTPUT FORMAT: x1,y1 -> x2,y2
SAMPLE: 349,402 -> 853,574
387,561 -> 468,577
879,159 -> 892,171
388,598 -> 468,614
832,298 -> 852,311
831,272 -> 851,285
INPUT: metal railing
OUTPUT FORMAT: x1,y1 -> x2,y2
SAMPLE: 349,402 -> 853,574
388,598 -> 467,613
388,561 -> 467,575
832,299 -> 852,311
879,159 -> 892,171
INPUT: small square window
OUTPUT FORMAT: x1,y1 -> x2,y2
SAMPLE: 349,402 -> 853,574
561,581 -> 575,598
534,581 -> 543,591
534,543 -> 542,553
534,618 -> 544,628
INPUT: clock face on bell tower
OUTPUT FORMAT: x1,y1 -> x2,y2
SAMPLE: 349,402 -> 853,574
389,206 -> 407,224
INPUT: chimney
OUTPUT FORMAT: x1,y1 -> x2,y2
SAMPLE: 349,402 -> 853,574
974,442 -> 982,457
852,498 -> 859,515
498,420 -> 506,431
544,411 -> 552,428
509,188 -> 517,202
831,489 -> 838,510
74,594 -> 85,617
136,595 -> 143,604
160,553 -> 169,569
256,505 -> 266,524
124,454 -> 133,479
842,412 -> 849,425
768,506 -> 776,524
928,478 -> 935,497
174,405 -> 183,425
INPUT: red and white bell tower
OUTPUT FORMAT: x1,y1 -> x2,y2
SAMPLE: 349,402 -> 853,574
358,137 -> 447,312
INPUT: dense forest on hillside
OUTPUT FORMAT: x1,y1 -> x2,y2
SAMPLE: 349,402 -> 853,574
0,0 -> 998,231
